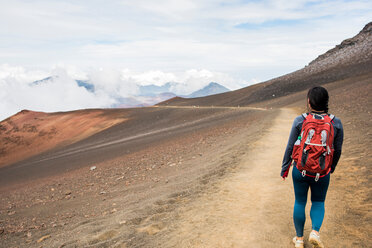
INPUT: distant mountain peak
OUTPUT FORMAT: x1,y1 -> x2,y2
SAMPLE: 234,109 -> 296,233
31,76 -> 95,92
138,83 -> 173,96
186,82 -> 230,98
32,76 -> 55,85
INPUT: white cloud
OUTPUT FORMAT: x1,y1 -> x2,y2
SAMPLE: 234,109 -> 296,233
52,64 -> 88,80
120,0 -> 199,20
0,66 -> 113,121
129,70 -> 178,86
88,68 -> 139,98
0,64 -> 49,83
0,65 -> 250,121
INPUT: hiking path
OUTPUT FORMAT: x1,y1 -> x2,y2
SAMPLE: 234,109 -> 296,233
158,108 -> 299,247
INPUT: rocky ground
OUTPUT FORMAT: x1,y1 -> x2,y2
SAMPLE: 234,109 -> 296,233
1,107 -> 275,247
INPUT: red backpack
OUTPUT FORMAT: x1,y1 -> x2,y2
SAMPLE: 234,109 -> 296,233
292,113 -> 335,181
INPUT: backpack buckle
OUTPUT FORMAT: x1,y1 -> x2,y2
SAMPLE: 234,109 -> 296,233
315,173 -> 320,182
327,146 -> 331,154
302,170 -> 306,177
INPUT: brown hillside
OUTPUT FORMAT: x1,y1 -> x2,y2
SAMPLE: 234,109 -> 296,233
157,22 -> 372,108
0,109 -> 127,167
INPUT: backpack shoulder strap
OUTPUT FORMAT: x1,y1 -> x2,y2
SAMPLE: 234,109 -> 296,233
323,114 -> 335,123
302,113 -> 308,119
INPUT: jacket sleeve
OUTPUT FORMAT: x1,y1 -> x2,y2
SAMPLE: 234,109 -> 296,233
330,117 -> 344,173
281,116 -> 303,177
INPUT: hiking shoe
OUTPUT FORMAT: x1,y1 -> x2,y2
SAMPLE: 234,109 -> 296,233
293,237 -> 304,248
309,231 -> 325,248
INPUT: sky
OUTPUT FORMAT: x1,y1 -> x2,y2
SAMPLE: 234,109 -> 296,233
0,0 -> 371,120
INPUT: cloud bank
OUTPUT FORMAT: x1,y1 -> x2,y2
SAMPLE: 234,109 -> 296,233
0,65 -> 248,121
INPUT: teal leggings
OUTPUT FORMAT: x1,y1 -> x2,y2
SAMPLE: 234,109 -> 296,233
292,166 -> 330,237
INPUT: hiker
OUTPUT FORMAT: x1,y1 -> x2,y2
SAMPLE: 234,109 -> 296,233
281,86 -> 344,248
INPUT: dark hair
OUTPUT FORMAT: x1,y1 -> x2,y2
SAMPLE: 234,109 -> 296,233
307,86 -> 329,113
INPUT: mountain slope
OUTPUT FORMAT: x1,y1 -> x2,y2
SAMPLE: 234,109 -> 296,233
158,22 -> 372,107
0,109 -> 126,167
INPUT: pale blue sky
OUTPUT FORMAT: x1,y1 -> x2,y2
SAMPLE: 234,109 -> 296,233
0,0 -> 371,120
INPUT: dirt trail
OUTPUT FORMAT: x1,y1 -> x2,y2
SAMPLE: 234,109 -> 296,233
153,105 -> 268,111
159,108 -> 297,247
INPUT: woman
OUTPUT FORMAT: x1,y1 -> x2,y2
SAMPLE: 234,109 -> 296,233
281,86 -> 344,248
